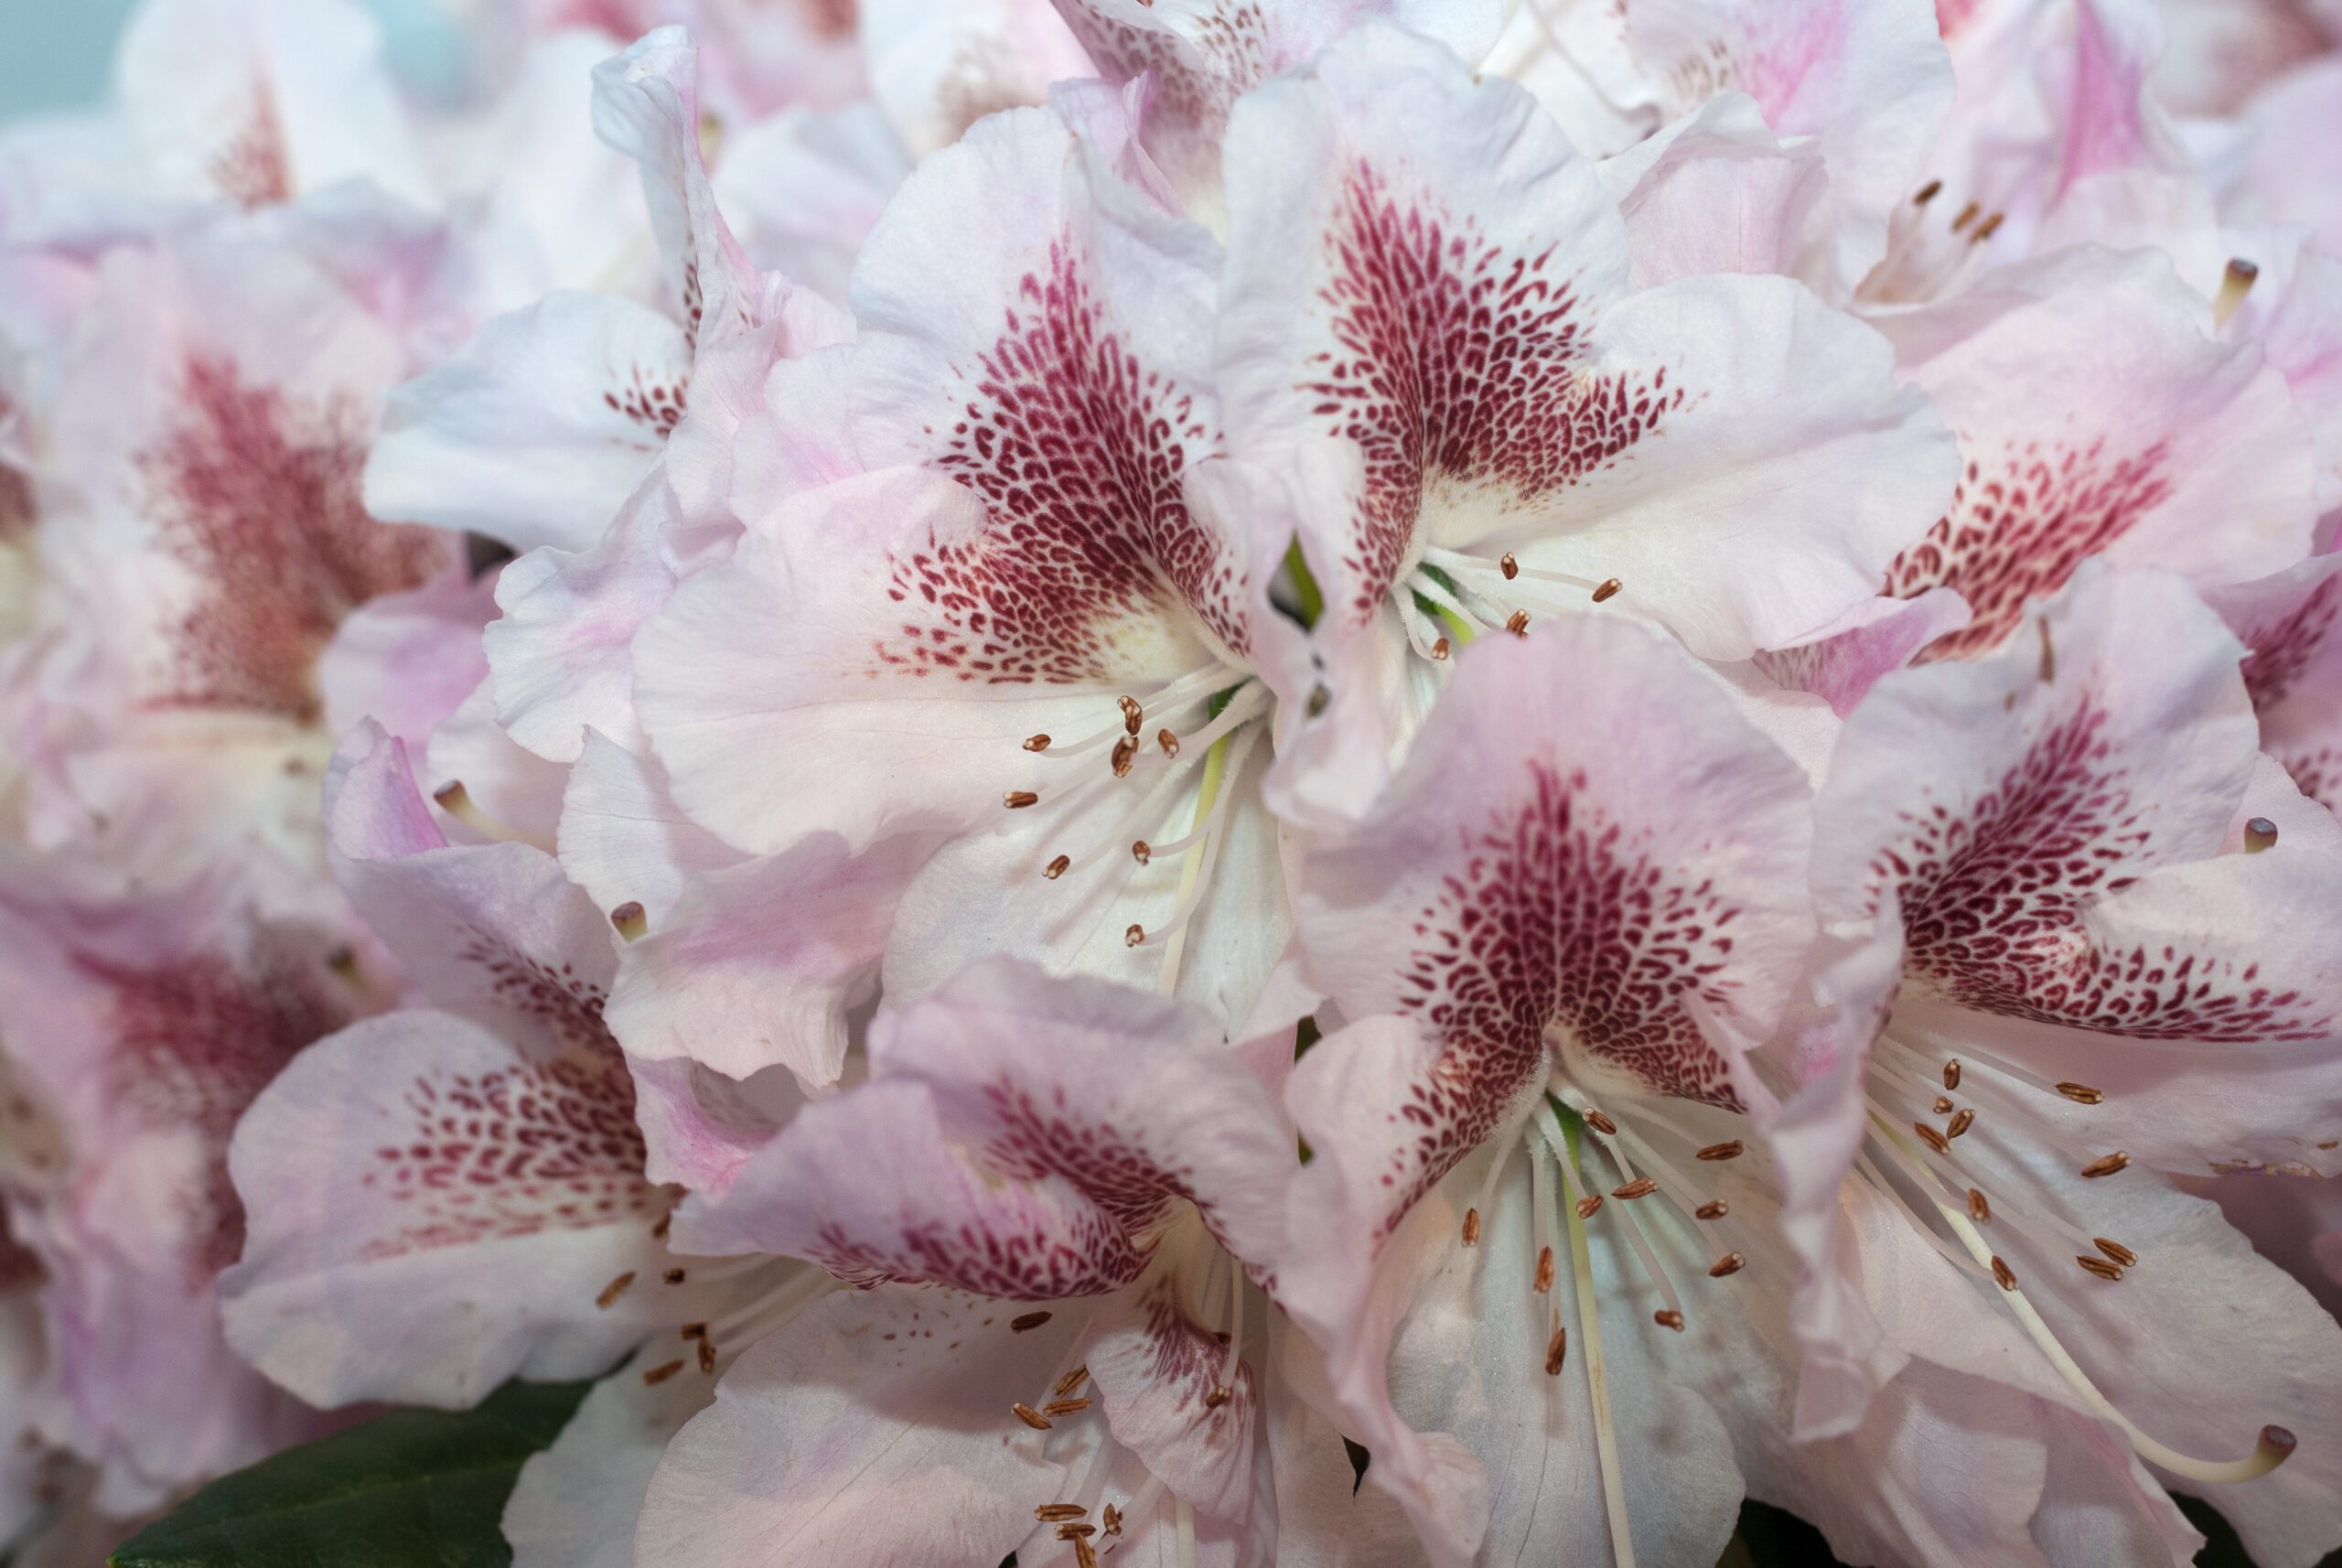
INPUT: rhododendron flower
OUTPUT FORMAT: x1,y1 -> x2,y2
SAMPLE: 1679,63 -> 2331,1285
0,855 -> 367,1515
1789,564 -> 2342,1565
636,956 -> 1319,1565
1208,24 -> 1955,824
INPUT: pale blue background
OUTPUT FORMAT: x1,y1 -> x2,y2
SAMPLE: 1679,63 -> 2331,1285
0,0 -> 467,119
0,0 -> 144,115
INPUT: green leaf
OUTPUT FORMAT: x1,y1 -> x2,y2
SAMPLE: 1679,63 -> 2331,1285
108,1380 -> 590,1568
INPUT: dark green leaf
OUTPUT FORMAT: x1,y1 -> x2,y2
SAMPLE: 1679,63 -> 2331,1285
108,1380 -> 589,1568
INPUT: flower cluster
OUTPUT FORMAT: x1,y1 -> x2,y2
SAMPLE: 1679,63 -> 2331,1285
1,0 -> 2340,1564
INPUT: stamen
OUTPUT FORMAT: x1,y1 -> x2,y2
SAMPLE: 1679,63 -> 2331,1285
1533,1246 -> 1556,1294
1157,729 -> 1178,759
1102,1504 -> 1123,1536
1043,1398 -> 1091,1416
1708,1253 -> 1746,1278
1545,1322 -> 1568,1375
1131,841 -> 1151,865
1506,610 -> 1531,637
1912,1122 -> 1951,1155
2214,258 -> 2260,327
2095,1237 -> 2137,1267
680,1322 -> 706,1340
1432,637 -> 1450,660
1037,1505 -> 1088,1523
663,1268 -> 685,1284
1461,1208 -> 1482,1245
2076,1255 -> 2123,1282
1500,553 -> 1520,580
609,902 -> 648,940
642,1359 -> 684,1385
1694,1141 -> 1743,1162
1120,696 -> 1142,736
1055,1365 -> 1090,1397
1004,790 -> 1039,809
1075,1535 -> 1098,1568
2056,1082 -> 2104,1104
1111,736 -> 1139,777
1971,211 -> 2004,243
1124,924 -> 1144,948
1913,178 -> 1942,204
2245,817 -> 2279,854
1695,1201 -> 1728,1220
596,1272 -> 635,1308
2079,1151 -> 2130,1178
1946,1109 -> 1975,1138
1610,1177 -> 1659,1199
698,1338 -> 716,1373
1058,1522 -> 1096,1540
1654,1309 -> 1685,1331
1992,1255 -> 2018,1291
1025,734 -> 1051,752
1951,199 -> 1981,231
1012,1311 -> 1053,1333
1575,1195 -> 1603,1219
1011,1402 -> 1053,1431
1969,1188 -> 1991,1222
1584,1111 -> 1618,1136
1592,578 -> 1622,604
1043,854 -> 1070,880
1943,1058 -> 1961,1090
1545,1110 -> 1639,1568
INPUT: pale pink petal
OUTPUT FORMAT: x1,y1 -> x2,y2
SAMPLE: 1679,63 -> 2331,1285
624,1053 -> 800,1199
504,1346 -> 713,1568
363,294 -> 692,554
634,1286 -> 1080,1568
218,1007 -> 677,1408
606,832 -> 936,1089
557,731 -> 746,932
1080,1251 -> 1258,1521
317,570 -> 497,750
1597,93 -> 1832,291
711,103 -> 909,307
1879,251 -> 2317,660
857,0 -> 1093,156
1753,586 -> 1974,716
2234,59 -> 2342,257
422,677 -> 572,848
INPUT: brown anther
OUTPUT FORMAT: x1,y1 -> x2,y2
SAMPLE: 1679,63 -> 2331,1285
1591,577 -> 1623,604
1942,1058 -> 1961,1090
1124,923 -> 1144,948
1545,1326 -> 1568,1375
1708,1252 -> 1746,1278
1074,1535 -> 1099,1568
1131,841 -> 1152,866
697,1338 -> 717,1373
1011,1311 -> 1053,1334
1585,1111 -> 1618,1135
2094,1237 -> 2137,1267
1991,1255 -> 2018,1291
433,780 -> 467,808
1695,1141 -> 1744,1162
1157,728 -> 1179,758
1654,1310 -> 1685,1332
1913,177 -> 1943,205
1043,854 -> 1071,880
1120,695 -> 1143,735
1024,734 -> 1052,752
1499,553 -> 1520,580
596,1272 -> 636,1309
642,1359 -> 685,1386
663,1268 -> 686,1284
2076,1255 -> 2123,1282
1111,736 -> 1139,777
1461,1208 -> 1482,1246
1307,682 -> 1332,717
1431,637 -> 1451,660
1946,1108 -> 1975,1139
1004,790 -> 1039,809
1043,1399 -> 1092,1417
1101,1504 -> 1123,1536
2245,817 -> 2280,854
1054,1366 -> 1090,1397
1912,1122 -> 1951,1155
650,1211 -> 671,1240
1204,1386 -> 1233,1409
2229,256 -> 2262,284
1933,1096 -> 1955,1115
1506,609 -> 1531,636
1695,1200 -> 1729,1221
1533,1246 -> 1556,1294
1611,1176 -> 1659,1199
680,1322 -> 707,1340
1951,199 -> 1981,231
609,901 -> 647,939
1057,1523 -> 1097,1541
2079,1151 -> 2130,1178
2056,1081 -> 2105,1104
1968,1188 -> 1991,1223
1575,1195 -> 1604,1220
1036,1504 -> 1089,1522
1011,1402 -> 1053,1431
1971,211 -> 2005,243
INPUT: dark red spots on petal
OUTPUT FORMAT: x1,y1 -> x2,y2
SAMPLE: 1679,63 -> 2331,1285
1307,165 -> 1683,624
1879,703 -> 2329,1039
143,356 -> 445,722
881,242 -> 1237,682
1887,436 -> 2175,661
210,81 -> 292,209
